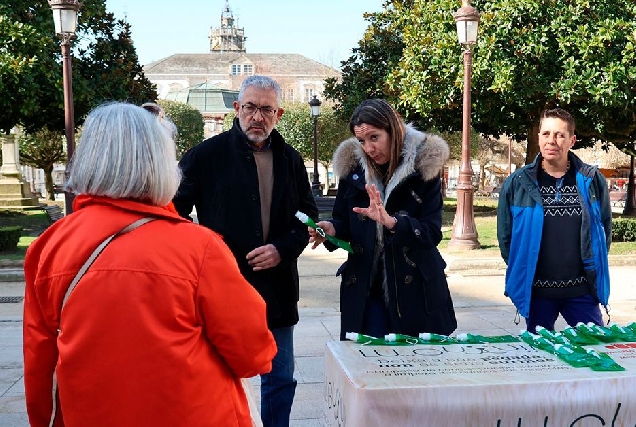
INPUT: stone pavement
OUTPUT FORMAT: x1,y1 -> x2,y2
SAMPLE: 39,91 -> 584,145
1,249 -> 635,426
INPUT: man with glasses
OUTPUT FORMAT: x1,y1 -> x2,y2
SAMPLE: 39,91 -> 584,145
174,75 -> 318,426
497,107 -> 612,332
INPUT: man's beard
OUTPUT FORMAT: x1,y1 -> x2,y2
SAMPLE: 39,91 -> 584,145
245,132 -> 269,144
242,122 -> 270,144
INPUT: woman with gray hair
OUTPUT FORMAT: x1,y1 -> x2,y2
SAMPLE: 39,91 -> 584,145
23,102 -> 276,427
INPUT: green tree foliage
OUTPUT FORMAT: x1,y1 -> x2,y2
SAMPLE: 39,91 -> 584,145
328,0 -> 636,163
222,112 -> 235,131
276,103 -> 315,160
276,103 -> 350,187
0,0 -> 156,135
439,130 -> 478,163
73,15 -> 156,117
318,107 -> 354,166
158,100 -> 205,159
0,2 -> 60,134
19,127 -> 65,200
323,1 -> 410,122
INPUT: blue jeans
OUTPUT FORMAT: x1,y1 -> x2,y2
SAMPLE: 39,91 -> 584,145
261,326 -> 296,427
526,294 -> 603,332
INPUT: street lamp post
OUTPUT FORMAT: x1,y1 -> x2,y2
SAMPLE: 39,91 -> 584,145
508,138 -> 512,176
624,154 -> 636,216
309,95 -> 322,198
448,0 -> 481,250
48,0 -> 80,215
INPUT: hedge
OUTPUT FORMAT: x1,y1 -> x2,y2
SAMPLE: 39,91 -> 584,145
0,226 -> 23,252
612,218 -> 636,242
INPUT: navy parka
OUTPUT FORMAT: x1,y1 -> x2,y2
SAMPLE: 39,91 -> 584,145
328,125 -> 457,339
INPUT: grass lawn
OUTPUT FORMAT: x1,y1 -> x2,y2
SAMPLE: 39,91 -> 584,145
441,197 -> 636,256
0,209 -> 50,260
2,198 -> 635,262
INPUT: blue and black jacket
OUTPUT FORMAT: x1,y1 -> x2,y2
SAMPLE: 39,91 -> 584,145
497,152 -> 612,318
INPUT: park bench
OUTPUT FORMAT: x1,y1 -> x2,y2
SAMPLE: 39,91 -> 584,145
476,185 -> 495,197
43,205 -> 64,224
610,191 -> 626,207
475,185 -> 502,198
314,196 -> 336,217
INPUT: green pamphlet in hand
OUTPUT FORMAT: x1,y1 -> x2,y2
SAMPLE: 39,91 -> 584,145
295,211 -> 354,254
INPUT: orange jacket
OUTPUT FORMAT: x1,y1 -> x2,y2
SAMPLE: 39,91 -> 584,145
23,195 -> 277,427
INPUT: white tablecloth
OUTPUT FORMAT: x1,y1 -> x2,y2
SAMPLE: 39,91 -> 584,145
325,341 -> 636,426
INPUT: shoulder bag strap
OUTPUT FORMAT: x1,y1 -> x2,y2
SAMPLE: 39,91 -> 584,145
49,216 -> 156,427
60,217 -> 156,309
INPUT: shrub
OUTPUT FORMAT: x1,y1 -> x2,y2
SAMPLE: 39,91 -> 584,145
612,218 -> 636,242
0,226 -> 23,252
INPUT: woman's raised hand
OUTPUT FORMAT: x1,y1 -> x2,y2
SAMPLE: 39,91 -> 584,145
352,184 -> 396,229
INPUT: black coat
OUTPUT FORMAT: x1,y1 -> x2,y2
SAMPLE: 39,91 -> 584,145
173,119 -> 318,329
329,124 -> 457,339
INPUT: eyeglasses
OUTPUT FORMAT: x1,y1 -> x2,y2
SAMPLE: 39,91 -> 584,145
241,104 -> 277,118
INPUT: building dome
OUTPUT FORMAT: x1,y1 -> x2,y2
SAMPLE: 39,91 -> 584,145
165,82 -> 238,137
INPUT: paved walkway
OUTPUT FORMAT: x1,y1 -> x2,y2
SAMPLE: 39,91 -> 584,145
1,248 -> 635,426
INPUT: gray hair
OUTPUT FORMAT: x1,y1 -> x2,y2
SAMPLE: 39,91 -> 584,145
66,102 -> 181,206
238,75 -> 282,106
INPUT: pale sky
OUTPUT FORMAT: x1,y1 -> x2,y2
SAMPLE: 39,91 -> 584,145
104,0 -> 385,69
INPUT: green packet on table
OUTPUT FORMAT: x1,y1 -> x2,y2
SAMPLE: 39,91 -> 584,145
345,332 -> 412,346
455,333 -> 520,344
535,326 -> 571,345
417,332 -> 459,344
385,333 -> 459,345
575,322 -> 624,343
520,331 -> 590,368
584,347 -> 625,372
387,332 -> 519,345
519,331 -> 624,371
561,325 -> 601,345
575,322 -> 636,343
606,323 -> 636,341
345,332 -> 456,346
295,211 -> 353,254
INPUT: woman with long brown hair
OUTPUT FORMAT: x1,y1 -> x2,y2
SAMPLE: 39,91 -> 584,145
309,99 -> 457,340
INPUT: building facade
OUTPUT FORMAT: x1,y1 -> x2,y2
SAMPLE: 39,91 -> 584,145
143,0 -> 340,137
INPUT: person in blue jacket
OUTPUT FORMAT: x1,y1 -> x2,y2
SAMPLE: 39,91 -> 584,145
497,108 -> 612,332
308,99 -> 457,340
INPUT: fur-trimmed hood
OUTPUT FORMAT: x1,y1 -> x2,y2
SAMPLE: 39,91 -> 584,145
332,123 -> 449,201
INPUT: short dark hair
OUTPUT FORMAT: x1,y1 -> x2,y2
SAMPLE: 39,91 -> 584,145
540,108 -> 575,135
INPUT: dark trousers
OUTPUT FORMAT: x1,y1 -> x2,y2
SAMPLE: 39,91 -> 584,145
361,294 -> 390,338
526,294 -> 603,332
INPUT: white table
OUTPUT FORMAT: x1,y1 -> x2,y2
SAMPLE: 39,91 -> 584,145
325,340 -> 636,426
